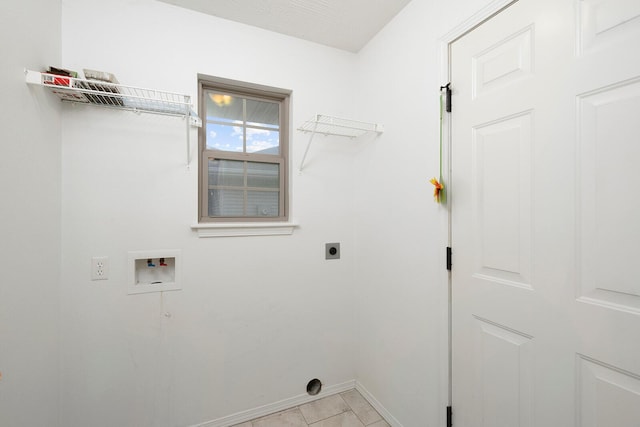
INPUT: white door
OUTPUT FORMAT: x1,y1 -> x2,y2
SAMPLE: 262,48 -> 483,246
450,0 -> 640,426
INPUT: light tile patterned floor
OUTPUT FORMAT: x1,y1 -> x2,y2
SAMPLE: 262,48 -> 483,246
232,389 -> 390,427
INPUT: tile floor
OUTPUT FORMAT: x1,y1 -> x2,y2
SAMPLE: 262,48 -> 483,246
231,389 -> 390,427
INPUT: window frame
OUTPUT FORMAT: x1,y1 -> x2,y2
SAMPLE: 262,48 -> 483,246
198,74 -> 291,223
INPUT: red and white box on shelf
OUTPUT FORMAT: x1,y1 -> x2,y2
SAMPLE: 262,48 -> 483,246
42,73 -> 71,86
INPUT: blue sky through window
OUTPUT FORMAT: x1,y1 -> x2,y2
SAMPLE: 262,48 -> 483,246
206,121 -> 280,154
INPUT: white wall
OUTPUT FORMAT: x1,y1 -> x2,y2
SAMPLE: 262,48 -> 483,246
353,0 -> 495,426
59,1 -> 361,426
0,1 -> 62,426
0,1 -> 511,426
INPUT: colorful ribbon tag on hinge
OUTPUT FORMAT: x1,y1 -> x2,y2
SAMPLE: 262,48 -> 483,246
430,177 -> 444,203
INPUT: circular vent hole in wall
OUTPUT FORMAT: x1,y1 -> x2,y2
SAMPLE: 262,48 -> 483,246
306,378 -> 322,396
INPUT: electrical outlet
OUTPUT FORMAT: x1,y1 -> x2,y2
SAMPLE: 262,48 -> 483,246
91,256 -> 109,280
325,243 -> 340,260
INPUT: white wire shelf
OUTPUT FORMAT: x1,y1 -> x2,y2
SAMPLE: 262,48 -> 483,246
26,70 -> 199,118
298,114 -> 384,138
26,69 -> 201,165
297,114 -> 384,171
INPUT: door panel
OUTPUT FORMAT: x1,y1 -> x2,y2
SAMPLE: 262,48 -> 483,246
578,78 -> 640,312
450,0 -> 640,426
474,317 -> 533,427
578,0 -> 640,53
472,25 -> 533,98
577,355 -> 640,427
472,112 -> 532,289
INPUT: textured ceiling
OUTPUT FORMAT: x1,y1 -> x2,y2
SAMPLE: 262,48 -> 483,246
158,0 -> 412,52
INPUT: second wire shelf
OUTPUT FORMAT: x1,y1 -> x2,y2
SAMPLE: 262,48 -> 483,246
297,114 -> 384,171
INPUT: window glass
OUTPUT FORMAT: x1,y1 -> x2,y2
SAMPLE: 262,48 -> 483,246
208,159 -> 244,187
246,162 -> 279,188
208,189 -> 244,217
247,191 -> 279,217
200,77 -> 289,222
206,123 -> 244,152
246,129 -> 280,154
246,99 -> 279,129
206,92 -> 242,123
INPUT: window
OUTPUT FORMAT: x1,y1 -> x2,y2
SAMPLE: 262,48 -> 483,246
199,75 -> 290,222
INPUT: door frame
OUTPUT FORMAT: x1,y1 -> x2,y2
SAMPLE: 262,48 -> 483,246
437,0 -> 517,422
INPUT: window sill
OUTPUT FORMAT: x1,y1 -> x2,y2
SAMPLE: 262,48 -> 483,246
191,221 -> 299,238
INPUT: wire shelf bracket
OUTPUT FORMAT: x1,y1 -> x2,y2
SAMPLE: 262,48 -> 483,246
25,69 -> 202,165
297,114 -> 384,171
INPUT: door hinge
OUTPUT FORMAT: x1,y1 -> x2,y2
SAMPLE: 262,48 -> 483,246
440,83 -> 452,112
447,406 -> 452,427
446,247 -> 452,271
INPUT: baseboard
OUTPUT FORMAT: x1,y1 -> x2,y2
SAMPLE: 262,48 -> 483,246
191,379 -> 356,427
355,381 -> 404,427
